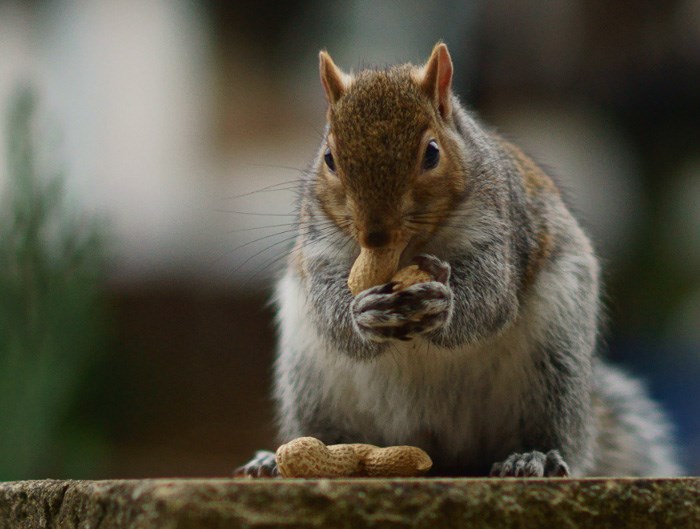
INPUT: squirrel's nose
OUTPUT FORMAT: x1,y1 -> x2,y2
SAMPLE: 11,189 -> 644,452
363,230 -> 391,248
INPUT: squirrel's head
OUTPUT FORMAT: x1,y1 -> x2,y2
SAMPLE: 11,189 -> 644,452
315,43 -> 468,252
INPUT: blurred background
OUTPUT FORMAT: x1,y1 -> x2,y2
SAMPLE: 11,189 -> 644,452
0,0 -> 698,480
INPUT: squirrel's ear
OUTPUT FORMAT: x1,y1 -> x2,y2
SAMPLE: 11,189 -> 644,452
418,42 -> 453,119
319,50 -> 349,105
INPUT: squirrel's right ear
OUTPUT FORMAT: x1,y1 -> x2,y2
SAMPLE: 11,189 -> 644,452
319,51 -> 349,105
418,42 -> 453,119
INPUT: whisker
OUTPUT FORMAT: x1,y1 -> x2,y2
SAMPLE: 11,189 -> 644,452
404,220 -> 466,232
227,219 -> 339,257
330,230 -> 356,264
244,224 -> 349,282
405,219 -> 465,229
222,179 -> 306,200
225,222 -> 297,235
230,232 -> 304,276
253,233 -> 342,281
207,217 -> 337,273
408,207 -> 475,219
215,209 -> 296,217
242,163 -> 311,174
227,227 -> 305,253
225,218 -> 337,235
245,218 -> 342,259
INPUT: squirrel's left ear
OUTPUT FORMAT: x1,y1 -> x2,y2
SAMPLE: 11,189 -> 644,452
319,50 -> 350,105
418,42 -> 453,119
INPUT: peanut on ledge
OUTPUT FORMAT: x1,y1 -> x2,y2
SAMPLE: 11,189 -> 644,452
275,437 -> 433,478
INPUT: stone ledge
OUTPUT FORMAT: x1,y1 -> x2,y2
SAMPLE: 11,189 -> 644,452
1,478 -> 698,529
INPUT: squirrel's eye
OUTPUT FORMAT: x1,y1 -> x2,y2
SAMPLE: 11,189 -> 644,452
423,140 -> 440,171
324,148 -> 336,173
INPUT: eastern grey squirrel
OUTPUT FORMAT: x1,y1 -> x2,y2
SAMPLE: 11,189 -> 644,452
236,43 -> 681,477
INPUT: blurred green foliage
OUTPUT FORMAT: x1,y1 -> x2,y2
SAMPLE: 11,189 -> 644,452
0,89 -> 108,480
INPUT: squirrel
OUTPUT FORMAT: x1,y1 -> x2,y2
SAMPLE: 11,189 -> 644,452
236,43 -> 682,478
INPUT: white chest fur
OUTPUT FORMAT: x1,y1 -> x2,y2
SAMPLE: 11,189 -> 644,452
274,272 -> 540,465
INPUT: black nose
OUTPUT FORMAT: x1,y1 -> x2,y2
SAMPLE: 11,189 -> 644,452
364,231 -> 390,248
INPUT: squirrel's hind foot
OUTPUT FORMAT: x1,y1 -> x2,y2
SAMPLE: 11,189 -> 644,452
490,450 -> 570,478
234,450 -> 279,478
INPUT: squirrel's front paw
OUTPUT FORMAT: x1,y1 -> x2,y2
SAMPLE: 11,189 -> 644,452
351,258 -> 452,342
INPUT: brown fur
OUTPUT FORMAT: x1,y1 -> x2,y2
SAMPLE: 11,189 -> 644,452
317,63 -> 468,250
501,140 -> 558,197
289,201 -> 313,280
289,238 -> 306,280
496,138 -> 559,291
524,228 -> 554,291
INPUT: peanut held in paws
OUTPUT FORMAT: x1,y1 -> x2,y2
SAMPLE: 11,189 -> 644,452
275,436 -> 433,478
347,240 -> 442,296
348,246 -> 404,296
390,264 -> 434,291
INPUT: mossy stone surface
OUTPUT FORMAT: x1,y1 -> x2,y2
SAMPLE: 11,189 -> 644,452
1,477 -> 698,528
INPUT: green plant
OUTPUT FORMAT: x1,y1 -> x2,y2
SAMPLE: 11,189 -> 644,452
0,89 -> 108,480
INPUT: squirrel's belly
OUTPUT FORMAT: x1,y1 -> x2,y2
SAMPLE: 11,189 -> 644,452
312,336 -> 532,466
330,340 -> 481,452
275,271 -> 533,465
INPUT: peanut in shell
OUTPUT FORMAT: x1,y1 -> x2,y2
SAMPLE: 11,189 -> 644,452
275,436 -> 433,478
390,264 -> 434,291
276,437 -> 360,478
348,246 -> 404,295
